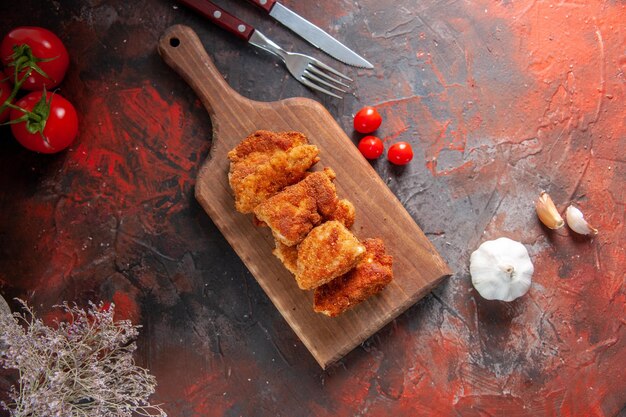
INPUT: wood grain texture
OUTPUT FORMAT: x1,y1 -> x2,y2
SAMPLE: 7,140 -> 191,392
158,25 -> 451,368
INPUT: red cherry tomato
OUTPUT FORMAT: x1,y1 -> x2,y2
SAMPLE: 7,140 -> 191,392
387,142 -> 413,165
358,136 -> 384,159
0,79 -> 11,122
353,106 -> 382,134
10,91 -> 78,153
1,27 -> 69,90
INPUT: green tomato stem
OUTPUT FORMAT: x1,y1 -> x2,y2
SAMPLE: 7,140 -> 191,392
0,43 -> 57,128
4,102 -> 28,113
0,68 -> 32,118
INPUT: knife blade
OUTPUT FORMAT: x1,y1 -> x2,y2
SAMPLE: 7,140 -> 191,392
245,0 -> 373,69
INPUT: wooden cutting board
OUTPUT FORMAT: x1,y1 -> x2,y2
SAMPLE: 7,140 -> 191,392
158,25 -> 451,369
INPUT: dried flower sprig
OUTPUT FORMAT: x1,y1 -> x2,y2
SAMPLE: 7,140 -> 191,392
0,299 -> 167,417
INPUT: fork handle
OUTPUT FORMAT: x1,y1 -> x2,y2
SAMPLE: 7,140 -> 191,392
177,0 -> 255,41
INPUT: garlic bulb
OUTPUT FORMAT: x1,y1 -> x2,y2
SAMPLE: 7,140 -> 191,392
469,237 -> 534,302
535,191 -> 564,229
566,205 -> 598,235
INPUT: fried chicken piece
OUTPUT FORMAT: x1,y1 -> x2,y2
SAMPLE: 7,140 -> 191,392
313,238 -> 393,317
295,221 -> 366,290
228,130 -> 307,162
255,199 -> 355,231
327,199 -> 355,228
273,240 -> 298,274
254,168 -> 348,247
228,130 -> 320,213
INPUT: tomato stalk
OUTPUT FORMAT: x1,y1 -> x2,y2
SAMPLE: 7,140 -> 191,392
3,88 -> 52,146
7,43 -> 56,83
0,44 -> 57,128
0,67 -> 32,115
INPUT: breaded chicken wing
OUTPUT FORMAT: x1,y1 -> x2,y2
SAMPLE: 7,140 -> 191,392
295,221 -> 366,290
313,238 -> 393,317
228,130 -> 320,213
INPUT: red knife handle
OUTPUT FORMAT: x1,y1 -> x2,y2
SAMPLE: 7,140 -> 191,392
245,0 -> 276,13
177,0 -> 255,41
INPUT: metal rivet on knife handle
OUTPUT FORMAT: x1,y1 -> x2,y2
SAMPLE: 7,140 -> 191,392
247,0 -> 276,13
177,0 -> 255,41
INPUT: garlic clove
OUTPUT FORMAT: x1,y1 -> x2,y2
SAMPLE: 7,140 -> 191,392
535,191 -> 565,229
565,205 -> 598,235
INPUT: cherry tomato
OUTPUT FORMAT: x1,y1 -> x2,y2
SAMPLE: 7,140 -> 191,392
358,136 -> 384,159
0,79 -> 11,122
1,27 -> 69,90
353,106 -> 382,133
10,91 -> 78,153
387,142 -> 413,165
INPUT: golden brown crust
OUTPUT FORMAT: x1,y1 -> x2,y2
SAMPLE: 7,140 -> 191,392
228,131 -> 320,213
227,130 -> 307,162
273,240 -> 298,274
295,221 -> 366,290
253,168 -> 338,246
328,199 -> 356,228
313,238 -> 393,317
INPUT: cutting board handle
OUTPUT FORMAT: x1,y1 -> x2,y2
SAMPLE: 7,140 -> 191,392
158,25 -> 248,120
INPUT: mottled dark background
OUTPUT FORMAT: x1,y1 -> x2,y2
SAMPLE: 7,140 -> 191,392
0,0 -> 624,416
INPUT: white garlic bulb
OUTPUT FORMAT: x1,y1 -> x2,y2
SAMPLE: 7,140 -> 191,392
469,237 -> 534,302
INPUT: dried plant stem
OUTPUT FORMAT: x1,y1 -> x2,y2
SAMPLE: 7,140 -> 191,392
0,299 -> 167,417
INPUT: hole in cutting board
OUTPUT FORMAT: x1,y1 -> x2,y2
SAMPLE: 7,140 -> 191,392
170,37 -> 180,47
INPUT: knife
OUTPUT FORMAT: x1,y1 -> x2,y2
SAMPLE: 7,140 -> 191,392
244,0 -> 373,69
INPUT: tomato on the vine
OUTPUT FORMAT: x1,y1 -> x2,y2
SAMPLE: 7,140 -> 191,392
353,106 -> 382,134
0,79 -> 11,122
1,27 -> 69,90
358,136 -> 384,159
10,91 -> 78,153
387,142 -> 413,165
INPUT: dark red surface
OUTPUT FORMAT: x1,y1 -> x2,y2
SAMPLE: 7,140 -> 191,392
0,1 -> 624,416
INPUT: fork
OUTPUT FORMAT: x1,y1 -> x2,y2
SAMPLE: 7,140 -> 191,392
177,0 -> 352,98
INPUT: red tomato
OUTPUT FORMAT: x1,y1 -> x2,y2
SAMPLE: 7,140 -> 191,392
0,79 -> 11,122
387,142 -> 413,165
358,136 -> 384,159
1,27 -> 69,90
353,106 -> 382,133
10,91 -> 78,153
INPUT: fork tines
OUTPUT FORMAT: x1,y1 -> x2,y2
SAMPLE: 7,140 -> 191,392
301,59 -> 353,99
